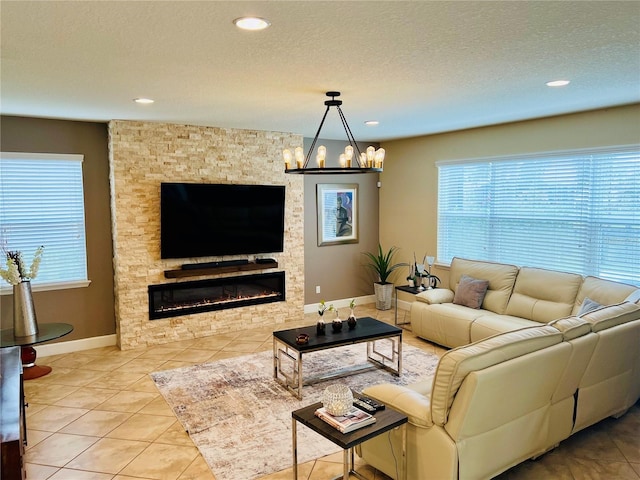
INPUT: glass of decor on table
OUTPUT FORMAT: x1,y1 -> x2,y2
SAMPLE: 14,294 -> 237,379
323,384 -> 354,416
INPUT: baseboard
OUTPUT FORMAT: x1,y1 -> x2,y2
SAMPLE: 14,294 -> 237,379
304,295 -> 374,314
35,334 -> 117,357
304,294 -> 401,314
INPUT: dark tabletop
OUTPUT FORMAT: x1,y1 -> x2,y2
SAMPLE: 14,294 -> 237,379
292,401 -> 408,450
1,323 -> 74,348
273,317 -> 402,353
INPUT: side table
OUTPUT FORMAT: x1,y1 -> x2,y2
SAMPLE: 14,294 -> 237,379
394,285 -> 428,325
292,401 -> 407,480
0,323 -> 74,380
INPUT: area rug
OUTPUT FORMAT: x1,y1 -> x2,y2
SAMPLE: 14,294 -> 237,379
150,342 -> 439,480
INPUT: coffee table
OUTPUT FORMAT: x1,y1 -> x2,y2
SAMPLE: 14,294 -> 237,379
273,317 -> 402,399
292,401 -> 408,480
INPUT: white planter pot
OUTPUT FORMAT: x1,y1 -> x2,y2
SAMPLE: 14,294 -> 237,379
374,282 -> 394,310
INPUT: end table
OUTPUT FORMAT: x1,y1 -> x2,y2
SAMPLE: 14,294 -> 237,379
292,401 -> 408,480
395,285 -> 428,326
0,323 -> 73,380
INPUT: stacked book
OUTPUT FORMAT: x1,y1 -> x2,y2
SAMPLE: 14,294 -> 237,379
314,406 -> 376,433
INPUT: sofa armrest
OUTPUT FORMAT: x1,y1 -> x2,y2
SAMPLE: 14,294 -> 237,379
363,384 -> 433,428
415,289 -> 455,305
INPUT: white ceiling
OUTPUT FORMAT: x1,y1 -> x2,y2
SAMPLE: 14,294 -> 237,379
2,1 -> 639,142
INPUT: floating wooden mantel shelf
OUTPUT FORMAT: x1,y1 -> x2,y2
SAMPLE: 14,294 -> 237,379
164,260 -> 279,279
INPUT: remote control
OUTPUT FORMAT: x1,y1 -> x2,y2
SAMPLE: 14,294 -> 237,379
353,394 -> 385,412
353,398 -> 377,413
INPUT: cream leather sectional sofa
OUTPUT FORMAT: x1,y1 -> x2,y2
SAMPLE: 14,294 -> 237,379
411,257 -> 638,348
357,258 -> 640,479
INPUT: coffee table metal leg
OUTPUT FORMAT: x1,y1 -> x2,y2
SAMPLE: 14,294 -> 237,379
272,337 -> 277,379
274,340 -> 304,399
366,335 -> 402,376
292,417 -> 298,480
297,350 -> 303,399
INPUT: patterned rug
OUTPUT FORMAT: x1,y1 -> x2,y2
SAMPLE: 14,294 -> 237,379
150,341 -> 439,480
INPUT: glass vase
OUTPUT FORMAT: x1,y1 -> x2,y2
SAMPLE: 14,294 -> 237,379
331,310 -> 343,332
347,308 -> 357,329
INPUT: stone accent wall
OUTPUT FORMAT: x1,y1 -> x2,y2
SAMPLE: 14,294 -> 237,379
108,120 -> 304,350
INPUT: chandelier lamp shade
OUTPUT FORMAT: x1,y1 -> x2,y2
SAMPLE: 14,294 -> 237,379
283,91 -> 385,174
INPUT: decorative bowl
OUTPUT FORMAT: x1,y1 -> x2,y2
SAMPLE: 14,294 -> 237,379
295,333 -> 309,345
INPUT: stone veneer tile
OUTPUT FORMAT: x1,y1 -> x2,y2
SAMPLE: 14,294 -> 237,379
109,121 -> 305,349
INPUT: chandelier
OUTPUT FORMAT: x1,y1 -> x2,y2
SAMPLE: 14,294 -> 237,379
283,91 -> 385,174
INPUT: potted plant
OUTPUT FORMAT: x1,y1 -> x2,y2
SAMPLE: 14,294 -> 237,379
362,244 -> 408,310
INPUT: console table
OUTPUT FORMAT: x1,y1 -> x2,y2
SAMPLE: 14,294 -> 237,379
0,323 -> 74,380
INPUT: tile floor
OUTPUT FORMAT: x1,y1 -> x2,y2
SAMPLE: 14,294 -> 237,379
23,304 -> 639,480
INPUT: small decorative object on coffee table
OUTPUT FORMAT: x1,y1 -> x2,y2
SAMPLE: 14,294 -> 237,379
331,306 -> 343,332
347,298 -> 357,329
317,301 -> 327,335
323,384 -> 353,416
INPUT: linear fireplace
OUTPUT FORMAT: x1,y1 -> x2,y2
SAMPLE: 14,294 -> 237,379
148,271 -> 285,320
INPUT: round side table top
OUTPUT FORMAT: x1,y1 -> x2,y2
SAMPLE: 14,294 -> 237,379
0,323 -> 74,348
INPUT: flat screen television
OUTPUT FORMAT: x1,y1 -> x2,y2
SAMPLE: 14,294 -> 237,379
160,182 -> 285,259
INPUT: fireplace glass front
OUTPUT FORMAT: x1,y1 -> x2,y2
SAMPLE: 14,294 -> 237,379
148,271 -> 285,320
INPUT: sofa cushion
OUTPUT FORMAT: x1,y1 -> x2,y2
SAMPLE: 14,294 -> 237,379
469,313 -> 541,342
572,276 -> 638,315
579,302 -> 640,332
548,316 -> 592,340
505,267 -> 583,322
411,302 -> 484,347
449,258 -> 519,315
430,325 -> 562,426
415,288 -> 455,305
453,275 -> 490,309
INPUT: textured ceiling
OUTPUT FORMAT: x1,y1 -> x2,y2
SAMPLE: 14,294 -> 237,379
2,1 -> 639,141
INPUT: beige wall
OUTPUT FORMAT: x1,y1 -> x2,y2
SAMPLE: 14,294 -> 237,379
379,104 -> 640,297
302,139 -> 380,305
0,116 -> 115,341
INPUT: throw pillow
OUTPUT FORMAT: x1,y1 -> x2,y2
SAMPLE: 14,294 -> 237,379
624,290 -> 640,304
453,274 -> 490,309
578,297 -> 602,316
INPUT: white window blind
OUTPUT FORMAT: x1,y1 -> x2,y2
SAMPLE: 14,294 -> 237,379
437,145 -> 640,286
0,152 -> 89,291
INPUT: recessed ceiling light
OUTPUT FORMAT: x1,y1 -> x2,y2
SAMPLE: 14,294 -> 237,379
546,80 -> 570,87
364,120 -> 380,126
134,98 -> 154,104
233,17 -> 271,31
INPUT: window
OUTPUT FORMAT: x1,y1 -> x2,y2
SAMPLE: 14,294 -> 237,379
0,152 -> 89,292
437,145 -> 640,286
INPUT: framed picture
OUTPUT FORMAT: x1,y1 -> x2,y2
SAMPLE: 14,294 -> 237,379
317,183 -> 358,246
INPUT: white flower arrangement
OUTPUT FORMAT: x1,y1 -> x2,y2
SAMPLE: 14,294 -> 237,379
0,246 -> 44,286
